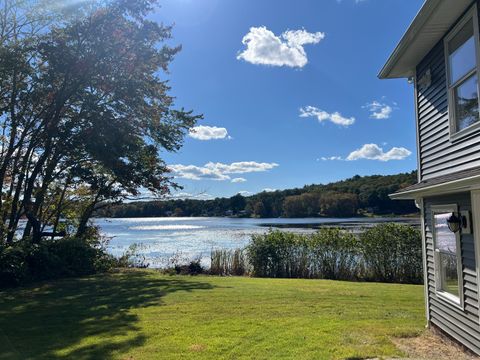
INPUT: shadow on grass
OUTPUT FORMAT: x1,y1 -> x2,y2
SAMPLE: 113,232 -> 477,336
0,270 -> 215,360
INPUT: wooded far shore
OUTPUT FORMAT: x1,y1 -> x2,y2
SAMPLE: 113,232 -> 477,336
95,171 -> 419,218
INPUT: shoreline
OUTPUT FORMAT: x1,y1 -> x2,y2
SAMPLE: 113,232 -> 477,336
258,217 -> 420,230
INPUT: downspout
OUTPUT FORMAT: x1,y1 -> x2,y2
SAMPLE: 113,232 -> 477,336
413,74 -> 422,182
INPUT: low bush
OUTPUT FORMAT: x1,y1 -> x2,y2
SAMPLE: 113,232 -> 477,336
0,244 -> 29,287
215,223 -> 422,284
172,260 -> 204,275
247,230 -> 299,278
360,222 -> 422,283
0,228 -> 119,288
246,229 -> 362,280
309,228 -> 362,280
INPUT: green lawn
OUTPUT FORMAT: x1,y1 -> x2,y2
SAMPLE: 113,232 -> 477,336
0,270 -> 425,360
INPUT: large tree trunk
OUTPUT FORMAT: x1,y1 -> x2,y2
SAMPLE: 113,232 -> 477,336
76,202 -> 96,239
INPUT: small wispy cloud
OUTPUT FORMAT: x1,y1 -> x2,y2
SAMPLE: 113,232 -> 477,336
189,125 -> 231,140
237,27 -> 325,68
363,100 -> 396,120
318,156 -> 344,161
231,177 -> 247,183
300,106 -> 355,126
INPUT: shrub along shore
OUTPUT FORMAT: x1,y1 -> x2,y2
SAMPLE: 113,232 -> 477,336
210,223 -> 423,284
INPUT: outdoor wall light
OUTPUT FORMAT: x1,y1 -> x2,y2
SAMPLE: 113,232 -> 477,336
446,212 -> 466,233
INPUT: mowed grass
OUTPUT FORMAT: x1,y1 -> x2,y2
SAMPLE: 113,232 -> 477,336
0,270 -> 425,360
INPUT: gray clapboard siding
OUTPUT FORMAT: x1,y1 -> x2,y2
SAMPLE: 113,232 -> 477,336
416,11 -> 480,181
423,193 -> 480,351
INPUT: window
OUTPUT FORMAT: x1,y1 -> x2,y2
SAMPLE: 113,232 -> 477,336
445,6 -> 480,139
432,205 -> 463,307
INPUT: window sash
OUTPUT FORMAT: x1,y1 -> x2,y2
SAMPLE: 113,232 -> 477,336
431,205 -> 464,309
444,4 -> 480,140
452,72 -> 479,132
451,66 -> 477,90
436,250 -> 459,297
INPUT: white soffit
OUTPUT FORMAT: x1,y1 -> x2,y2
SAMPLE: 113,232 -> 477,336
379,0 -> 474,79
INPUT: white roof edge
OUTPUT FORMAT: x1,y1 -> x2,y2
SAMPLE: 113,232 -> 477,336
379,0 -> 474,79
378,0 -> 439,79
389,174 -> 480,200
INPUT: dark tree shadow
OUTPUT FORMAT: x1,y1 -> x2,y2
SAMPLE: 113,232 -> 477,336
0,270 -> 215,359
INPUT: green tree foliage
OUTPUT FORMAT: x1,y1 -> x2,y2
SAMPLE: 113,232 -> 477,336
98,171 -> 418,218
0,0 -> 199,245
319,192 -> 358,217
283,193 -> 320,217
252,200 -> 267,218
229,193 -> 246,214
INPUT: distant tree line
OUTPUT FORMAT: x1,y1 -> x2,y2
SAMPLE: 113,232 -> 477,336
96,171 -> 418,218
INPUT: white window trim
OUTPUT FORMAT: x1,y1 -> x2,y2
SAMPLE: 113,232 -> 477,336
431,204 -> 465,310
444,4 -> 480,142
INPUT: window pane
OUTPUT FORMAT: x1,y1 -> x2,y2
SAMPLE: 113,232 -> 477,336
439,252 -> 459,297
448,19 -> 475,84
454,74 -> 479,131
434,212 -> 457,253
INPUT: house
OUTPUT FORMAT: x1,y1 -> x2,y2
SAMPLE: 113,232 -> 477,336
379,0 -> 480,354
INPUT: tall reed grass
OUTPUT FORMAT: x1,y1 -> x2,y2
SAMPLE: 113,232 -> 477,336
210,248 -> 249,276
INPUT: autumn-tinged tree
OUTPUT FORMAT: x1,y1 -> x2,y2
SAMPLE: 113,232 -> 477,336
0,0 -> 200,244
319,192 -> 358,217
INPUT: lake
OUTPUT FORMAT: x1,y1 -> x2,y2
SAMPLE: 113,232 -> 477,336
96,216 -> 419,268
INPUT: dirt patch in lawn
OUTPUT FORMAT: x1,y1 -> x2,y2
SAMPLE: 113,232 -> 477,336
392,329 -> 479,360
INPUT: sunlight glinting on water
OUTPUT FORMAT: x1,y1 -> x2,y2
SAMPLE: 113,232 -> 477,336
129,225 -> 206,231
96,216 -> 418,268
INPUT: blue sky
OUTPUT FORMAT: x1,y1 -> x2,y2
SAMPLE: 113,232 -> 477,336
153,0 -> 424,199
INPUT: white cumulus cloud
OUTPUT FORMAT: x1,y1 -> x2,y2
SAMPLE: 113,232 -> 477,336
319,156 -> 343,161
189,125 -> 230,140
299,106 -> 355,126
169,161 -> 279,181
346,143 -> 411,161
262,188 -> 277,192
231,177 -> 247,183
237,27 -> 325,68
168,164 -> 230,181
207,161 -> 278,174
364,100 -> 394,119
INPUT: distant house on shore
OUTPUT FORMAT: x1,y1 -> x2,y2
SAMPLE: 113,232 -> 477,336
380,0 -> 480,354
